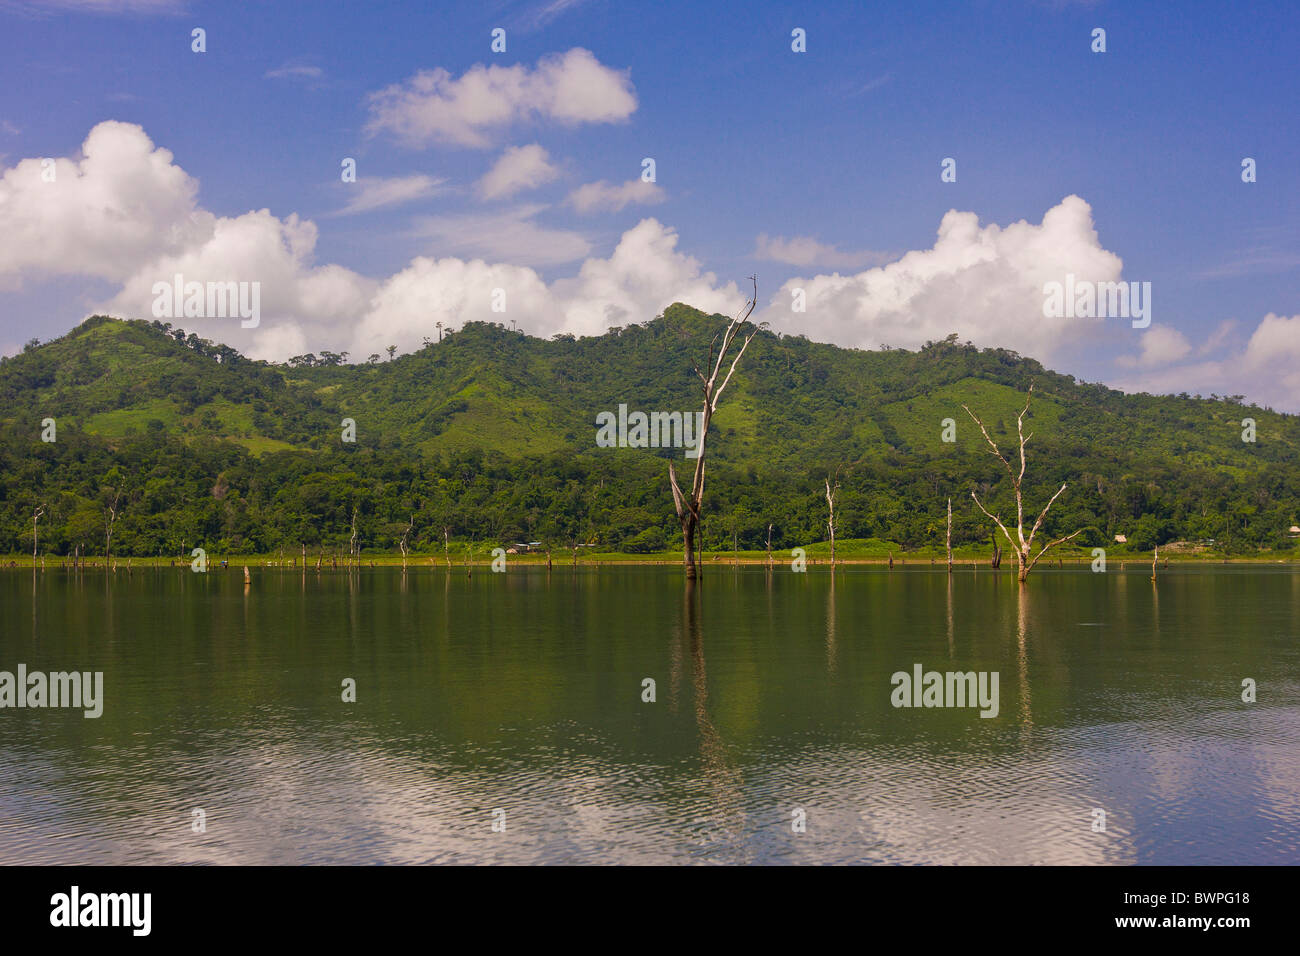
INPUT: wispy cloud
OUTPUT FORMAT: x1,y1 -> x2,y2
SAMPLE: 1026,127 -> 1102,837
412,204 -> 590,266
1198,249 -> 1300,279
567,178 -> 664,214
755,233 -> 895,270
848,73 -> 893,96
264,63 -> 325,87
335,174 -> 445,216
519,0 -> 594,30
1,0 -> 184,14
477,143 -> 560,200
1198,319 -> 1237,356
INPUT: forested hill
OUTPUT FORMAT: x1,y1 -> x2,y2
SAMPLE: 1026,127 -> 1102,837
1,307 -> 1297,557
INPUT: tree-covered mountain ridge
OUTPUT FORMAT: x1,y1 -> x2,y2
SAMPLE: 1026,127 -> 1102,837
1,306 -> 1296,557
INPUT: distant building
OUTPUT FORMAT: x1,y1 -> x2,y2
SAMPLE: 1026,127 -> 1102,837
1114,534 -> 1127,544
1289,526 -> 1300,536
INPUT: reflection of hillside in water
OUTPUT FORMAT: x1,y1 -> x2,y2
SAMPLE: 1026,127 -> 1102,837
0,566 -> 1296,864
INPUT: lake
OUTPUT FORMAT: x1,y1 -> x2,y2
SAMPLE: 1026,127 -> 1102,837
1,565 -> 1297,864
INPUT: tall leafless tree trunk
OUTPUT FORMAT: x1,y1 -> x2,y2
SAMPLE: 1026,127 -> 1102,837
946,497 -> 953,573
962,384 -> 1083,583
349,506 -> 359,567
825,473 -> 840,570
765,523 -> 773,568
33,506 -> 44,562
104,482 -> 123,564
668,279 -> 759,581
399,515 -> 413,569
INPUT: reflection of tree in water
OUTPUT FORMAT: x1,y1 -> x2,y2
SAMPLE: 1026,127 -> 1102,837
667,583 -> 684,715
826,572 -> 837,676
679,579 -> 748,859
946,573 -> 954,660
348,566 -> 360,652
1016,584 -> 1032,731
1150,575 -> 1159,644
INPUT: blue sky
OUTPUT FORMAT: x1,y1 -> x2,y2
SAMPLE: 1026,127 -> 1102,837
1,0 -> 1297,407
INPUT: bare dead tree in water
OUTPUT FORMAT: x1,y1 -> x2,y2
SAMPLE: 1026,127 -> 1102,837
668,278 -> 760,580
962,384 -> 1082,583
946,497 -> 953,573
104,481 -> 123,565
825,472 -> 841,569
349,506 -> 359,567
399,515 -> 413,569
32,505 -> 45,562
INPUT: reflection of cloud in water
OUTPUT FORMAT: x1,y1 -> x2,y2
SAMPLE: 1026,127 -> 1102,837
752,740 -> 1132,865
4,700 -> 1298,863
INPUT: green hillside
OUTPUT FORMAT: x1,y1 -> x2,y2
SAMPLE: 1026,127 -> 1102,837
1,308 -> 1297,558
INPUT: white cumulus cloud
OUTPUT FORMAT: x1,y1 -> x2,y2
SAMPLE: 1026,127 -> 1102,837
757,195 -> 1124,361
1115,325 -> 1192,368
352,257 -> 557,356
346,218 -> 741,355
22,123 -> 1290,408
550,218 -> 741,336
366,48 -> 636,148
1111,313 -> 1300,410
0,121 -> 205,286
106,208 -> 376,361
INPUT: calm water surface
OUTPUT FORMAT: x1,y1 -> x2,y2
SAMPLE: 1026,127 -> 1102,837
1,565 -> 1297,864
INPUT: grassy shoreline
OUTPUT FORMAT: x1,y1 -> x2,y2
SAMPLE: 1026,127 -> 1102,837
4,548 -> 1297,569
